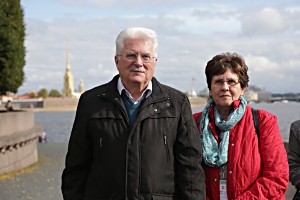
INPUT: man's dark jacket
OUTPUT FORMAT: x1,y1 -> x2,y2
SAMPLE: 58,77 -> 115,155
61,75 -> 205,200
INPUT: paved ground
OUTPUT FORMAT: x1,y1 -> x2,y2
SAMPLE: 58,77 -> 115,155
0,142 -> 297,199
0,142 -> 68,200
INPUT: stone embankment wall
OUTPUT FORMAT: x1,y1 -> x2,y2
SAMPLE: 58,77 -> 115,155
0,111 -> 42,174
42,98 -> 78,111
189,97 -> 207,107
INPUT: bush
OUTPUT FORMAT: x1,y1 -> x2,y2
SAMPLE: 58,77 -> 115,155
38,88 -> 48,98
49,89 -> 61,97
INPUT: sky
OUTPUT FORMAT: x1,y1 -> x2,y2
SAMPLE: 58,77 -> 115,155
18,0 -> 300,95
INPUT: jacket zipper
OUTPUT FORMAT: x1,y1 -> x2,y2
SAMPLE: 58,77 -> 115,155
100,137 -> 102,147
163,131 -> 170,171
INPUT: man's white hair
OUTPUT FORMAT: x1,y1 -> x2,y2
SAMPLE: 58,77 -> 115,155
115,27 -> 158,57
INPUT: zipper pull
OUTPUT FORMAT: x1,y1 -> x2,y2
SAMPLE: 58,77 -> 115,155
100,138 -> 102,147
164,135 -> 167,145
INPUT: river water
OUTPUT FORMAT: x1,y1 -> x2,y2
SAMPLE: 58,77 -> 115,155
35,102 -> 300,143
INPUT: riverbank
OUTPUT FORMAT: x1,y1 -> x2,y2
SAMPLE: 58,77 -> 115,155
22,97 -> 207,112
23,107 -> 76,112
0,142 -> 297,199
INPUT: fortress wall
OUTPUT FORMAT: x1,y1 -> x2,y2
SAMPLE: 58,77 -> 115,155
189,97 -> 207,107
0,111 -> 42,174
43,98 -> 78,110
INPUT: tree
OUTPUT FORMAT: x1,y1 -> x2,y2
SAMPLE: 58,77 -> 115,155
49,89 -> 61,97
0,0 -> 26,95
28,91 -> 36,98
38,88 -> 48,98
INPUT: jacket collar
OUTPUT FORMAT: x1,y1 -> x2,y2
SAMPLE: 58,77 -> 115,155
101,74 -> 169,103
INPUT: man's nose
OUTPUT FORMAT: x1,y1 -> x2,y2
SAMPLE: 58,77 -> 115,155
134,55 -> 143,66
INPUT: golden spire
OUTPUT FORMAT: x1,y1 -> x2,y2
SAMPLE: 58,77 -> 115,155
66,33 -> 70,70
62,33 -> 74,98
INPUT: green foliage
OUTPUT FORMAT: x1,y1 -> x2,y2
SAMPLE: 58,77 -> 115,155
0,0 -> 26,95
49,89 -> 61,97
200,94 -> 210,99
28,91 -> 36,98
38,88 -> 48,98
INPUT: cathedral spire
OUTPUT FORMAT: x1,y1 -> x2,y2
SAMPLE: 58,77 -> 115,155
66,34 -> 70,70
62,34 -> 74,98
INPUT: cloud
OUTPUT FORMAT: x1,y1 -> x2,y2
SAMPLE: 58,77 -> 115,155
17,0 -> 300,95
241,7 -> 289,35
191,4 -> 237,20
54,0 -> 187,9
245,54 -> 280,72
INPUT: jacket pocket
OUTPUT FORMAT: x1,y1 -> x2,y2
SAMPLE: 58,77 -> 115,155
152,194 -> 174,200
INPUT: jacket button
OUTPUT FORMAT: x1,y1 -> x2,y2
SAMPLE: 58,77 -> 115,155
214,178 -> 217,182
232,143 -> 234,146
115,98 -> 118,100
166,103 -> 170,106
154,109 -> 158,112
229,171 -> 232,174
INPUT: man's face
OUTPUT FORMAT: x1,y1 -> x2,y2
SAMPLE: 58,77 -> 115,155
115,38 -> 157,89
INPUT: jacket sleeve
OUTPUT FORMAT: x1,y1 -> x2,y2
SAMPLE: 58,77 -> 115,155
288,120 -> 300,188
61,93 -> 93,200
236,112 -> 289,199
174,95 -> 206,199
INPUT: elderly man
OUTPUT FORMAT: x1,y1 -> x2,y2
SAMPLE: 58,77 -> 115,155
62,27 -> 205,200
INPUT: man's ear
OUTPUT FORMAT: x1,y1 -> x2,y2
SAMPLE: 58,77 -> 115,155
114,56 -> 119,65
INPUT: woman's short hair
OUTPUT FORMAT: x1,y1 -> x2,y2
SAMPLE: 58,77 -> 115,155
115,27 -> 158,57
205,52 -> 249,90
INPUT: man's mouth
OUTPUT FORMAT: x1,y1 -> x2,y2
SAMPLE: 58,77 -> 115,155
129,66 -> 146,73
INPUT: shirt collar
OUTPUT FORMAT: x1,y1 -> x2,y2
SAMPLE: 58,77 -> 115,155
117,77 -> 152,103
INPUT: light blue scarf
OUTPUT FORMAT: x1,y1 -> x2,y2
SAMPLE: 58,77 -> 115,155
200,95 -> 247,167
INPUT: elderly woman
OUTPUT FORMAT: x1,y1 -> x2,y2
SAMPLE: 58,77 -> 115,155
193,52 -> 289,199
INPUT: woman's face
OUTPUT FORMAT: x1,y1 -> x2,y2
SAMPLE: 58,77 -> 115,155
210,68 -> 246,109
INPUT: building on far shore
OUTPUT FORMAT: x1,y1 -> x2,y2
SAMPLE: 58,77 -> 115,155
245,85 -> 272,102
245,90 -> 258,102
62,39 -> 74,98
187,88 -> 197,98
61,38 -> 84,99
78,79 -> 85,93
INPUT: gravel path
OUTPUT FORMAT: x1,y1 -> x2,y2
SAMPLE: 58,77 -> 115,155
0,142 -> 297,199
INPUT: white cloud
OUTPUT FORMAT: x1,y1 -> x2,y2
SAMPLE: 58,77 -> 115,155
87,64 -> 117,78
245,54 -> 280,72
241,7 -> 288,35
17,0 -> 300,95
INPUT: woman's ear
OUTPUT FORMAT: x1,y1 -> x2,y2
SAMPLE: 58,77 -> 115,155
241,86 -> 247,95
209,91 -> 212,98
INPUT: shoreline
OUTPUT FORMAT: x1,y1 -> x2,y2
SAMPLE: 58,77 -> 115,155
22,107 -> 77,112
20,101 -> 207,112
